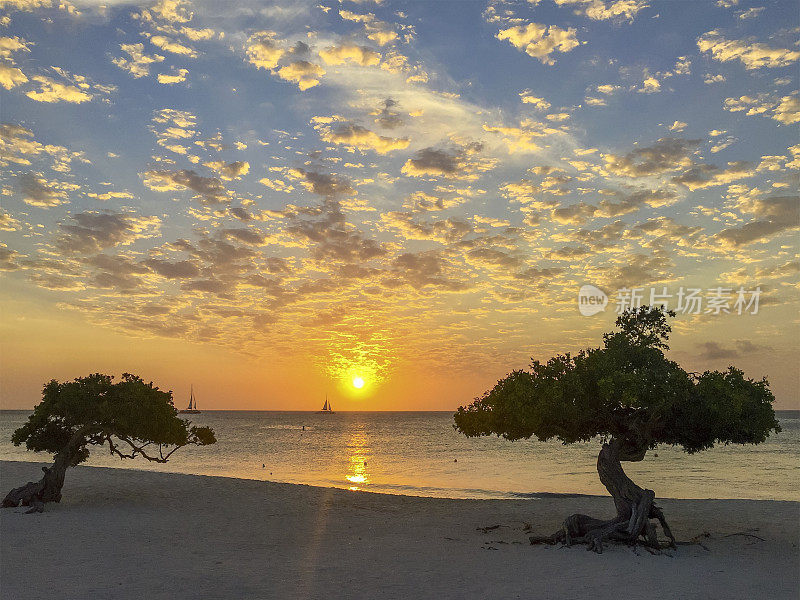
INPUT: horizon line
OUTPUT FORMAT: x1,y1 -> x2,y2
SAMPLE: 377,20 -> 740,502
1,408 -> 799,412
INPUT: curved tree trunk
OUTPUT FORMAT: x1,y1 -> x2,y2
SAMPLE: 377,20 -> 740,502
530,437 -> 675,553
2,453 -> 70,513
2,429 -> 87,513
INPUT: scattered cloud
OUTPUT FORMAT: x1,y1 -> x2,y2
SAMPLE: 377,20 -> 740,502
17,172 -> 69,207
245,31 -> 285,70
277,60 -> 325,90
315,119 -> 409,154
638,75 -> 660,93
149,34 -> 197,58
0,208 -> 22,231
698,30 -> 800,70
401,143 -> 492,179
496,22 -> 580,65
700,340 -> 769,360
112,43 -> 165,78
603,137 -> 700,178
319,43 -> 380,66
26,75 -> 93,103
204,160 -> 250,180
339,9 -> 399,46
143,169 -> 229,204
555,0 -> 649,23
55,210 -> 161,254
520,91 -> 551,110
157,67 -> 188,84
737,7 -> 765,20
715,195 -> 799,247
724,93 -> 800,125
0,62 -> 27,89
0,35 -> 29,89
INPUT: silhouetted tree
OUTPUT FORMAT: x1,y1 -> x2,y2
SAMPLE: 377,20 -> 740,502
454,307 -> 780,552
3,373 -> 216,513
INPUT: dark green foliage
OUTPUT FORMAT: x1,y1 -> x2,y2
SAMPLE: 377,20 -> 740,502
454,306 -> 779,454
12,373 -> 216,465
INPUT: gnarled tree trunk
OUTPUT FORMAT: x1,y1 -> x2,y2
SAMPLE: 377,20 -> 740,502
531,437 -> 675,553
2,454 -> 70,513
2,428 -> 88,513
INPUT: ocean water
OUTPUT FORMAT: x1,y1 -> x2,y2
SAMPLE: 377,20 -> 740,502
0,410 -> 798,501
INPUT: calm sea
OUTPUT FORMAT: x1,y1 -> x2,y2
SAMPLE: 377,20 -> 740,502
1,410 -> 798,501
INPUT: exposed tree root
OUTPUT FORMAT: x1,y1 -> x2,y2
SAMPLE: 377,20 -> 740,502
529,438 -> 677,554
530,500 -> 676,553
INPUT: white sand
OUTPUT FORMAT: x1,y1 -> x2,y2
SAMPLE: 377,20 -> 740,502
1,460 -> 798,600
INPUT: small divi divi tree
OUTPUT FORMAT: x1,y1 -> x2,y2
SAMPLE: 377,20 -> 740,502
3,373 -> 216,513
454,306 -> 780,552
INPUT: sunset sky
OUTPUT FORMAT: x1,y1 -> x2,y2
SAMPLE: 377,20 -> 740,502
0,0 -> 798,410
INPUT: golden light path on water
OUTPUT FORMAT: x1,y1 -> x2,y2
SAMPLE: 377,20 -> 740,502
345,425 -> 371,491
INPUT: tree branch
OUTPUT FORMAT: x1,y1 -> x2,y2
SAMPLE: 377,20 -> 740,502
106,434 -> 197,464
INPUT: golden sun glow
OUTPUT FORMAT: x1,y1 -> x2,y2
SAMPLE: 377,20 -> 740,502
352,376 -> 365,389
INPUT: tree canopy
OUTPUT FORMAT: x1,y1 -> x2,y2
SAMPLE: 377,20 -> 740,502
11,372 -> 216,466
454,306 -> 780,455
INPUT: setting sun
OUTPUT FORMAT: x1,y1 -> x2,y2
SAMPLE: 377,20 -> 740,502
352,377 -> 365,389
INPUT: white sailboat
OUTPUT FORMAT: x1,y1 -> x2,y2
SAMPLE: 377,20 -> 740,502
178,385 -> 201,414
316,394 -> 334,414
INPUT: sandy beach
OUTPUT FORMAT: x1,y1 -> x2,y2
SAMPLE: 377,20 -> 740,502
1,460 -> 797,600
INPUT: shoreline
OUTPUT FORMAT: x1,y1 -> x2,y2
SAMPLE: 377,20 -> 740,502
3,458 -> 797,503
2,460 -> 798,599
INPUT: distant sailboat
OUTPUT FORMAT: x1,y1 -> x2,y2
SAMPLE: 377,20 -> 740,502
178,385 -> 201,414
316,394 -> 334,414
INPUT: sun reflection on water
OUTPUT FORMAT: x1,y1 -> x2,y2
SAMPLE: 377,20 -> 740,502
345,426 -> 371,491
